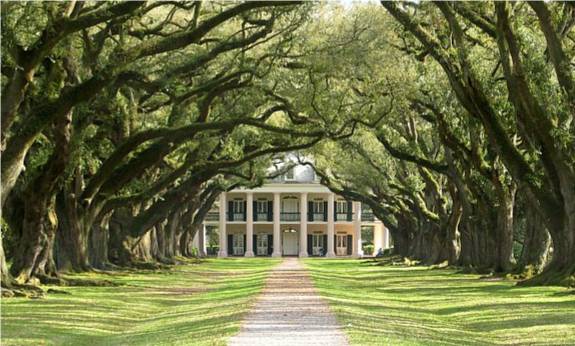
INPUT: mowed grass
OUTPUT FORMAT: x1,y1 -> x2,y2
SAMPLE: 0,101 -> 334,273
2,258 -> 279,346
304,259 -> 575,346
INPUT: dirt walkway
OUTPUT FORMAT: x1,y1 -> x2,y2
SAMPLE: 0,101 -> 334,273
228,258 -> 349,346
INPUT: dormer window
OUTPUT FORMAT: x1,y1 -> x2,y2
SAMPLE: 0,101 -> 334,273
285,167 -> 295,181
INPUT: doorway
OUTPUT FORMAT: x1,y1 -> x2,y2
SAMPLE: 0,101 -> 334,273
336,234 -> 348,256
282,231 -> 298,255
256,234 -> 268,256
232,234 -> 244,255
312,234 -> 324,256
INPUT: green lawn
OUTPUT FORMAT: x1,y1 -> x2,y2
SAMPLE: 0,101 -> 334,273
1,258 -> 279,346
304,259 -> 575,346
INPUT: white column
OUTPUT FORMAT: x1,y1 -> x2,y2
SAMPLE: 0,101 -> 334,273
272,192 -> 282,257
245,192 -> 254,257
218,192 -> 227,257
384,226 -> 390,249
353,201 -> 363,258
326,193 -> 336,257
374,223 -> 384,254
299,192 -> 308,257
199,224 -> 207,257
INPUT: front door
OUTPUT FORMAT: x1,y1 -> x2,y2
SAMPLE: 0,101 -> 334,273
336,234 -> 348,256
282,231 -> 298,255
312,234 -> 324,256
257,234 -> 268,256
233,234 -> 244,255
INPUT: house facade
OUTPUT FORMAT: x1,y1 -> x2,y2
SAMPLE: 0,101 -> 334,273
197,161 -> 391,257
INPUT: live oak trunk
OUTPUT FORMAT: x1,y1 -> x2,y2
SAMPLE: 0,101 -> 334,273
518,208 -> 551,273
9,110 -> 72,282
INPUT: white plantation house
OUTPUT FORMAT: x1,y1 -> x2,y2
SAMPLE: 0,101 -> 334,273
195,157 -> 391,257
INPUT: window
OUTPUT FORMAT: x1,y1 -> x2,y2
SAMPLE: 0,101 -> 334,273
232,199 -> 245,221
313,200 -> 324,213
285,167 -> 295,180
233,199 -> 245,213
256,200 -> 268,213
255,200 -> 269,221
336,200 -> 348,213
281,197 -> 298,212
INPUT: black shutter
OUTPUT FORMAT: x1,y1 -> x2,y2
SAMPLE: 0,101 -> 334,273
267,201 -> 273,221
228,201 -> 233,221
323,201 -> 328,221
334,201 -> 337,220
253,235 -> 257,256
227,234 -> 233,255
243,201 -> 247,221
253,201 -> 257,221
322,235 -> 327,256
347,201 -> 353,221
307,235 -> 313,255
243,234 -> 246,255
268,234 -> 273,255
347,235 -> 353,255
308,201 -> 313,221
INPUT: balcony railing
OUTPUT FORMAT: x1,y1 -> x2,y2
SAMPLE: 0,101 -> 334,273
213,209 -> 374,222
229,212 -> 246,221
335,212 -> 353,222
205,212 -> 219,221
361,212 -> 375,221
254,212 -> 272,222
280,212 -> 300,222
309,213 -> 326,222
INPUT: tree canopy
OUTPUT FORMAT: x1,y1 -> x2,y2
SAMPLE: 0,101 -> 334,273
1,1 -> 574,291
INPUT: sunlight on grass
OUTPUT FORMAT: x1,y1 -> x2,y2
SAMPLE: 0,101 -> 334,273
304,259 -> 575,346
2,258 -> 280,346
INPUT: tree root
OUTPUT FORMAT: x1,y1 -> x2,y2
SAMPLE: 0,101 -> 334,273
1,283 -> 45,299
517,265 -> 575,287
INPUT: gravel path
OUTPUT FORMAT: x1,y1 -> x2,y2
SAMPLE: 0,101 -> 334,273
228,258 -> 349,346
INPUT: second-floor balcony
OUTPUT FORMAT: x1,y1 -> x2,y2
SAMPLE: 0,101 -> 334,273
228,212 -> 246,222
281,212 -> 300,222
208,206 -> 376,223
254,212 -> 272,222
309,213 -> 326,222
335,212 -> 353,222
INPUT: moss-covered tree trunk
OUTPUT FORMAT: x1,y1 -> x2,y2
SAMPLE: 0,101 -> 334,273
518,207 -> 550,273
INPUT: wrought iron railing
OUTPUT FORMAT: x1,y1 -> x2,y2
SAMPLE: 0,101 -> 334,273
280,212 -> 300,221
254,213 -> 272,222
310,213 -> 326,222
229,213 -> 246,221
335,212 -> 353,222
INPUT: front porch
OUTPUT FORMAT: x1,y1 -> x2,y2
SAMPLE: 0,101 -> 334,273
222,223 -> 360,258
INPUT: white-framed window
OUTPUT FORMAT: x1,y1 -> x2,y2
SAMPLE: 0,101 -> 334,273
256,199 -> 269,221
233,199 -> 245,213
233,234 -> 244,255
281,197 -> 299,212
336,200 -> 348,213
313,200 -> 324,214
336,200 -> 348,221
256,200 -> 268,213
257,234 -> 268,255
312,234 -> 324,256
232,199 -> 245,221
285,167 -> 295,180
336,234 -> 348,256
